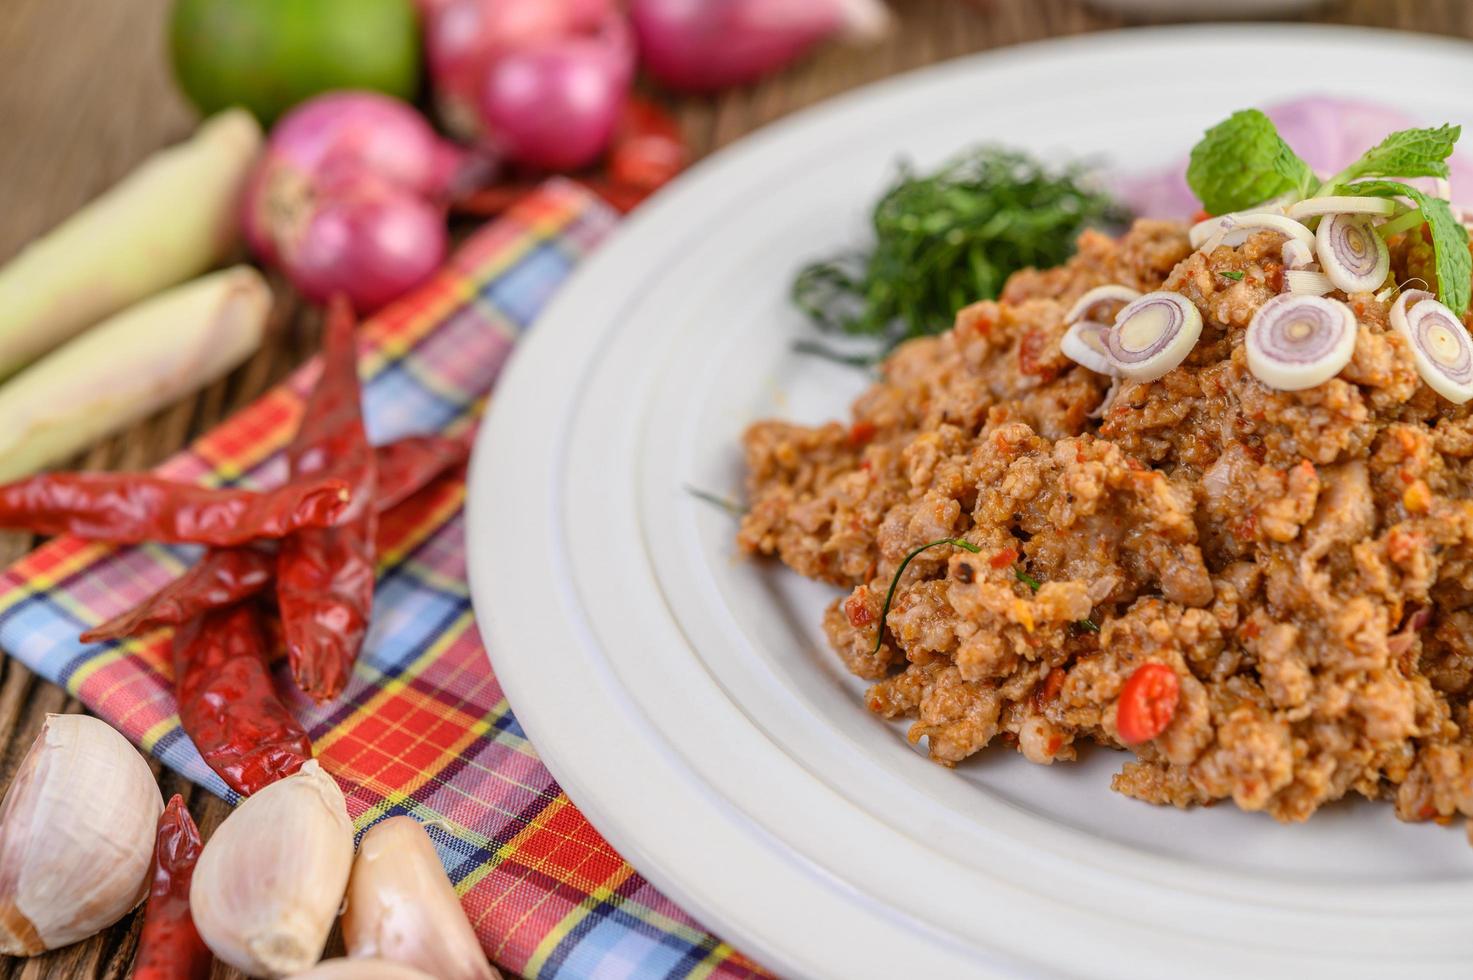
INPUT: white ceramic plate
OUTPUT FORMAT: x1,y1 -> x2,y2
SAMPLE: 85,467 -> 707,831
469,25 -> 1473,979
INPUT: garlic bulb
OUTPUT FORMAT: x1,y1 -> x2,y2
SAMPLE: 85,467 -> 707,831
294,959 -> 437,980
191,760 -> 353,978
0,714 -> 162,955
343,816 -> 501,980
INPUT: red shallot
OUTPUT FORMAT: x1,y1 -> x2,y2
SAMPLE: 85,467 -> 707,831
425,0 -> 615,138
630,0 -> 891,93
243,93 -> 463,313
477,15 -> 635,171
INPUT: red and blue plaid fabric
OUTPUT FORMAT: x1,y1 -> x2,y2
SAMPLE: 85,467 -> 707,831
0,180 -> 766,979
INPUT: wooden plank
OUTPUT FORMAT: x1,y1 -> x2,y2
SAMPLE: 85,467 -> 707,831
0,0 -> 1463,975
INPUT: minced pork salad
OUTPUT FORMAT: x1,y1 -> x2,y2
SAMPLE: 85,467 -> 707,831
739,109 -> 1473,841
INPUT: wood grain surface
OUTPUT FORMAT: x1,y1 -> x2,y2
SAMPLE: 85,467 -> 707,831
0,0 -> 1467,976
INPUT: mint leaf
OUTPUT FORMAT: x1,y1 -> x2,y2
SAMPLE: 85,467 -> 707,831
1330,125 -> 1460,186
1187,109 -> 1315,215
1350,180 -> 1471,316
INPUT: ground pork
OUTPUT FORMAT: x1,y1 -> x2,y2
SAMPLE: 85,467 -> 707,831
738,218 -> 1473,841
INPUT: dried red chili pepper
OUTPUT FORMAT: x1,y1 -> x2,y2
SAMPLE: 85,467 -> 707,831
80,433 -> 469,645
277,295 -> 378,702
174,603 -> 312,796
373,430 -> 473,513
132,794 -> 212,980
1115,662 -> 1180,746
0,473 -> 349,545
81,547 -> 276,644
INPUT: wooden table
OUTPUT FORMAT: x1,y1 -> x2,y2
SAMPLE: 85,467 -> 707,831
0,0 -> 1466,975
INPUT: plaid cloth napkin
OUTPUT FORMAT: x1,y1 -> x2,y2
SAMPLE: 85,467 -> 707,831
0,180 -> 765,980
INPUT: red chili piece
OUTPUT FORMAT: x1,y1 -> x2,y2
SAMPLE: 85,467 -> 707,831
373,431 -> 473,513
277,295 -> 378,702
0,473 -> 349,545
1115,662 -> 1180,745
81,547 -> 276,644
174,603 -> 312,796
132,794 -> 212,980
608,98 -> 687,193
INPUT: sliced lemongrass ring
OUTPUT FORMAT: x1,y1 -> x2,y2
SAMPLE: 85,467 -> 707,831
1060,319 -> 1114,374
1189,212 -> 1315,251
1063,284 -> 1140,327
1317,212 -> 1390,294
1286,196 -> 1399,221
1285,269 -> 1335,296
1395,296 -> 1473,403
1106,291 -> 1202,381
1389,288 -> 1435,336
1246,294 -> 1357,391
1281,239 -> 1316,271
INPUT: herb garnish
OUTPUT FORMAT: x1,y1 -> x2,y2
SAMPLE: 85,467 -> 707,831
1187,109 -> 1315,215
870,538 -> 980,657
1346,180 -> 1471,316
1219,270 -> 1245,282
1014,564 -> 1099,633
684,485 -> 745,517
1186,111 -> 1469,315
794,147 -> 1124,350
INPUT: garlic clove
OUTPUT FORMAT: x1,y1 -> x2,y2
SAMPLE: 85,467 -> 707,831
0,714 -> 162,955
190,760 -> 353,978
293,958 -> 437,980
343,816 -> 502,980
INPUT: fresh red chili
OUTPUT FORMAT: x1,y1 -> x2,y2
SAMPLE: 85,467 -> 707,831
1115,662 -> 1180,745
0,473 -> 349,545
131,794 -> 212,980
277,295 -> 378,702
174,603 -> 312,796
608,98 -> 687,193
81,547 -> 276,643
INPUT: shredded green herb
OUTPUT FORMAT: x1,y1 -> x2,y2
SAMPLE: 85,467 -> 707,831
684,485 -> 745,517
794,147 -> 1125,350
1219,270 -> 1245,282
1015,564 -> 1100,633
870,538 -> 980,657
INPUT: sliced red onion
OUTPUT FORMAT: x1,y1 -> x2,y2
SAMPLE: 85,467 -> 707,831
1284,270 -> 1334,296
1245,294 -> 1357,391
1189,212 -> 1314,251
1316,212 -> 1390,294
1106,291 -> 1202,381
1394,295 -> 1473,403
1063,284 -> 1140,327
1281,239 -> 1315,271
1061,319 -> 1114,375
1285,196 -> 1398,221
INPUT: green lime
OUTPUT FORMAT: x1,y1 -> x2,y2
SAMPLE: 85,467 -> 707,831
169,0 -> 421,125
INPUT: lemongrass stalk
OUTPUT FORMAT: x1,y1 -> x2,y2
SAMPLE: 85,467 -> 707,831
0,266 -> 270,481
0,109 -> 262,378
